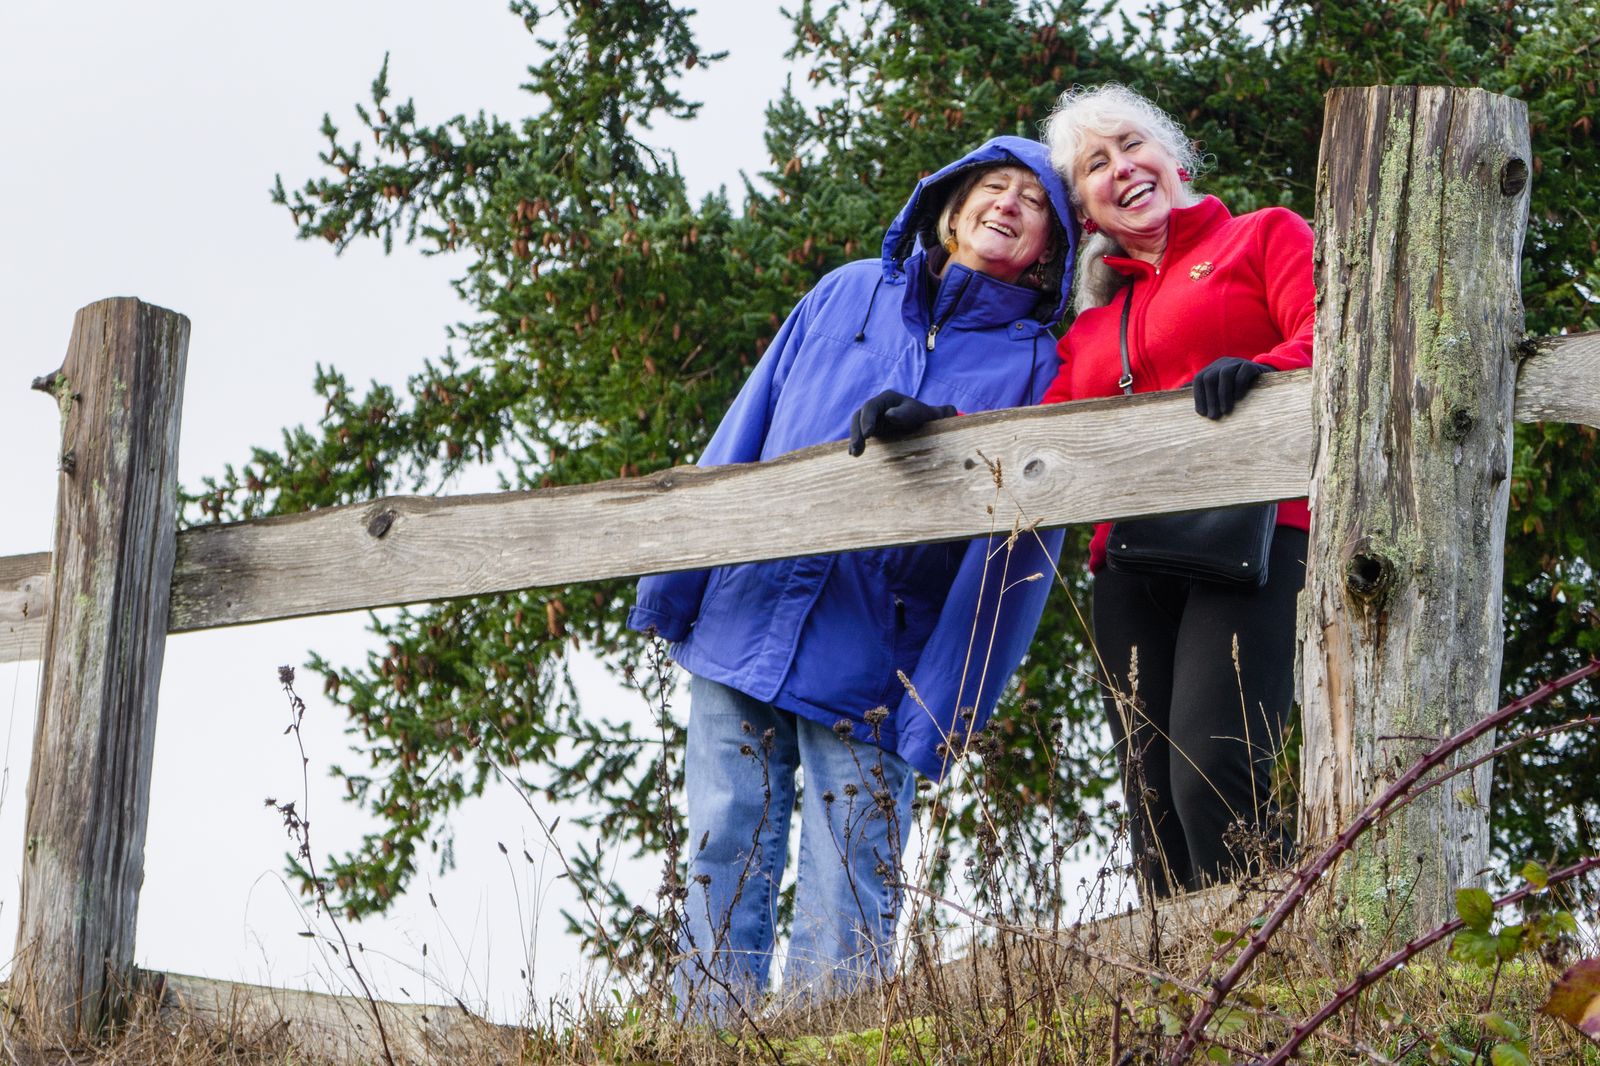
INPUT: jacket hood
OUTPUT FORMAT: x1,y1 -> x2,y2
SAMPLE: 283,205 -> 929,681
881,135 -> 1077,328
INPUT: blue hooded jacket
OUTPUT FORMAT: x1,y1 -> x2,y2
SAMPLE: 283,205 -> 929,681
627,136 -> 1076,780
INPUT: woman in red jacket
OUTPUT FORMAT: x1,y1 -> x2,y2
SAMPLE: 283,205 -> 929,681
1042,84 -> 1314,897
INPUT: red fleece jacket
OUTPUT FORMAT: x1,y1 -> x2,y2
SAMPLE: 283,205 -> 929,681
1042,196 -> 1315,570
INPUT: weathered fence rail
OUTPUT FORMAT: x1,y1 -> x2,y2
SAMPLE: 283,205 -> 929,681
4,85 -> 1597,1047
2,331 -> 1594,664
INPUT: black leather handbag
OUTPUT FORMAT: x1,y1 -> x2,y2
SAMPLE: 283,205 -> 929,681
1106,504 -> 1277,587
1103,283 -> 1276,588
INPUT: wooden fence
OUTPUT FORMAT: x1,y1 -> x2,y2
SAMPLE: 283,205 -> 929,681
2,85 -> 1598,1042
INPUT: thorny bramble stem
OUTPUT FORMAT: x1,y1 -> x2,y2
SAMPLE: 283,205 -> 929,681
1257,854 -> 1600,1066
1170,657 -> 1600,1064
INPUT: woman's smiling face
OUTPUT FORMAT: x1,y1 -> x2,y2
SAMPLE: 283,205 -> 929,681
946,166 -> 1053,285
1074,125 -> 1184,261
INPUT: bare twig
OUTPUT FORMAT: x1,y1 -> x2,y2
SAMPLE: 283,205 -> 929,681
1256,855 -> 1600,1066
1170,657 -> 1600,1064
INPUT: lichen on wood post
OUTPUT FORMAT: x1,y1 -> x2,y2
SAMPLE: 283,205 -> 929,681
12,298 -> 190,1036
1299,87 -> 1530,932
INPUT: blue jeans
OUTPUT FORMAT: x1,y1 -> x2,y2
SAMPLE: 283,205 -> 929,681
676,675 -> 916,1020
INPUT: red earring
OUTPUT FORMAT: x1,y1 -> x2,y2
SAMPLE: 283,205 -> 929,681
1082,218 -> 1099,234
1177,166 -> 1192,182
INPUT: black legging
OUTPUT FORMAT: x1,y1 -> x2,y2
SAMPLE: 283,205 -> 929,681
1091,527 -> 1307,897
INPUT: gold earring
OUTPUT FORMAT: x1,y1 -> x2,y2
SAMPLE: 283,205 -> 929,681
943,235 -> 959,253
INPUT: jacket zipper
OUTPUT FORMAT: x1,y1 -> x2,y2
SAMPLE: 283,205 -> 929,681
926,273 -> 973,350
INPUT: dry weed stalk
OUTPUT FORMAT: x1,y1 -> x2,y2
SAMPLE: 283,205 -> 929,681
270,666 -> 398,1066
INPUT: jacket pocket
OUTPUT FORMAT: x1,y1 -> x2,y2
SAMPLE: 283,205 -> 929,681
785,554 -> 895,717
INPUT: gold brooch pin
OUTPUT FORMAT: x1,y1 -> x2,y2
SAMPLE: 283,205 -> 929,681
1189,261 -> 1214,280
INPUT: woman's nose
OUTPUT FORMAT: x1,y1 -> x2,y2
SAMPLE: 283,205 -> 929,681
1112,155 -> 1135,178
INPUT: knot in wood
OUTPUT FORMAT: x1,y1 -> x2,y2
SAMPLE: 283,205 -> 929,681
366,508 -> 398,539
1499,158 -> 1528,197
1344,538 -> 1395,605
1022,458 -> 1045,479
1443,407 -> 1475,443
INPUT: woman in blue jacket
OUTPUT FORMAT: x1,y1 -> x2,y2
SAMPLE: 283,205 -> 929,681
628,137 -> 1075,1018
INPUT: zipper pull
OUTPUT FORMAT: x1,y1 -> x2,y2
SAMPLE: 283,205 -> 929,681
926,324 -> 939,351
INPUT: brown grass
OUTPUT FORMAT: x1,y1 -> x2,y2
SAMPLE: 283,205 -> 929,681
5,869 -> 1597,1066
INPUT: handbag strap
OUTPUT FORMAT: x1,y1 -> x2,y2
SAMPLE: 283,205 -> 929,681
1117,281 -> 1135,395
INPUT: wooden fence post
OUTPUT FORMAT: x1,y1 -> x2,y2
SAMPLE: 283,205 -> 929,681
1300,87 -> 1530,931
12,298 -> 190,1035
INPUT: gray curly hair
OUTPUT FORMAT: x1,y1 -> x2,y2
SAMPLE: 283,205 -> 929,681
1042,84 -> 1204,314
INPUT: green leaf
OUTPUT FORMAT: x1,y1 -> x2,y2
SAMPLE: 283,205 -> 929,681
1208,1006 -> 1248,1039
1521,860 -> 1549,889
1479,1011 -> 1521,1040
1450,928 -> 1501,968
1456,887 -> 1495,932
1490,1042 -> 1531,1066
1496,925 -> 1528,961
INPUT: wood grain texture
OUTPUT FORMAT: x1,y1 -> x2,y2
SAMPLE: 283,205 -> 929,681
1299,86 -> 1530,932
1,322 -> 1592,660
1516,330 -> 1600,427
0,551 -> 49,665
149,971 -> 515,1064
167,372 -> 1312,629
13,298 -> 189,1036
4,379 -> 1306,658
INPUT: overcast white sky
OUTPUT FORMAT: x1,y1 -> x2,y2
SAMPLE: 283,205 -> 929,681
0,0 -> 802,1022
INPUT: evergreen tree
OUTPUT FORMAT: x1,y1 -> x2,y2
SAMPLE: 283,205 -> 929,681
192,0 -> 1599,963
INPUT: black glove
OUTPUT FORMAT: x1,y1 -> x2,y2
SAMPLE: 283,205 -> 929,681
848,390 -> 957,456
1193,357 -> 1271,420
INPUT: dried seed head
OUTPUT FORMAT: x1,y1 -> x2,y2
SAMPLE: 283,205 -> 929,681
833,719 -> 854,738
